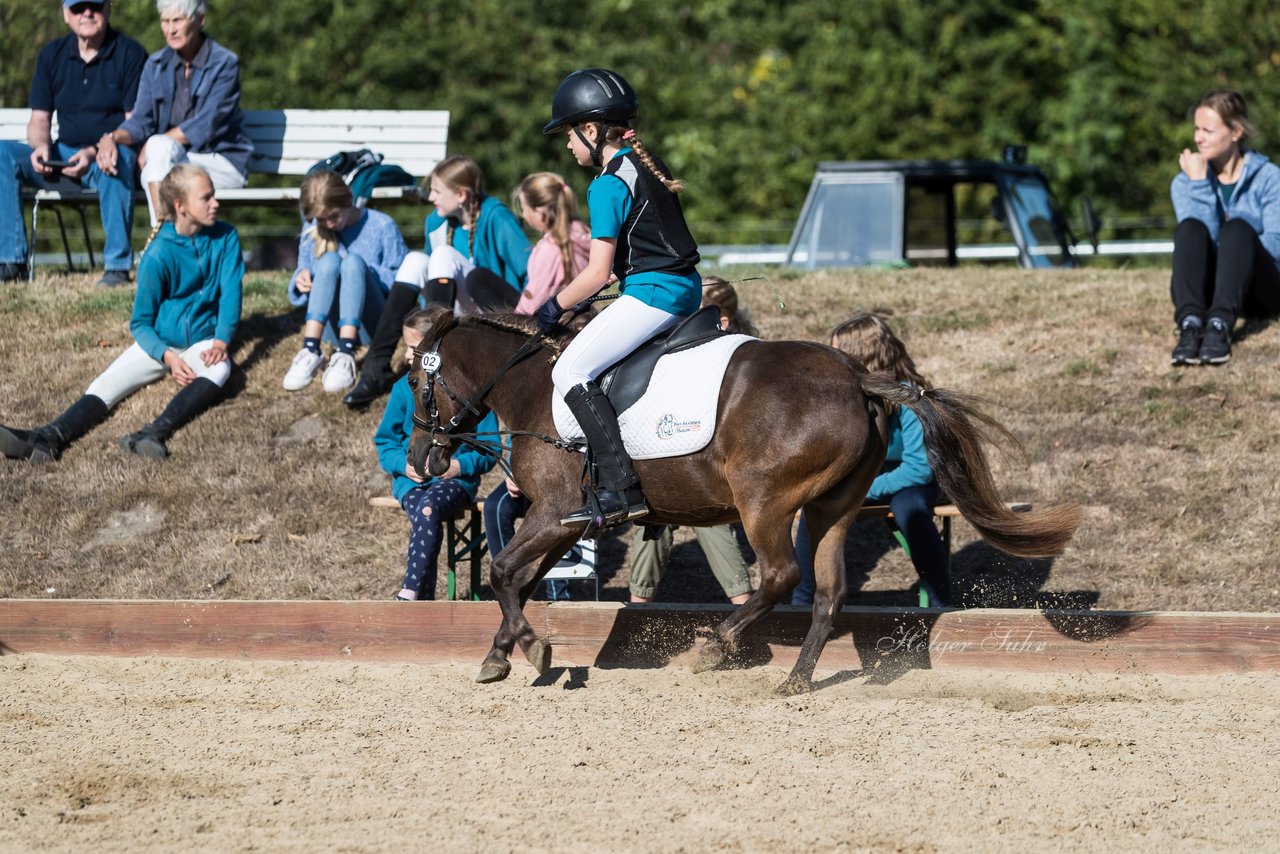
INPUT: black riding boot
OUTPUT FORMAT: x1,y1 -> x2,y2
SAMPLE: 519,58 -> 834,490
0,394 -> 108,465
561,382 -> 648,529
119,378 -> 222,460
343,281 -> 423,409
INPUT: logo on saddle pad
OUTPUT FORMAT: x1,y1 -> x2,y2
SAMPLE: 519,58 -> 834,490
553,333 -> 753,461
656,414 -> 704,441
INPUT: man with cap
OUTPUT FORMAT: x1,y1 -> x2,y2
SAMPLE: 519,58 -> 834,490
0,1 -> 146,286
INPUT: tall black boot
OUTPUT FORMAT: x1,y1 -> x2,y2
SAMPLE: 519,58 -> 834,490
0,395 -> 108,465
119,378 -> 222,460
343,280 -> 422,409
561,382 -> 647,528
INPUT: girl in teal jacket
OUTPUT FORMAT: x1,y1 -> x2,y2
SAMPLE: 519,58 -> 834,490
0,163 -> 242,465
791,313 -> 950,607
375,309 -> 500,600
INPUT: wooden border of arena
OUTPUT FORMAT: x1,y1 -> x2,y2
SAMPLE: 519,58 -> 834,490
1,600 -> 1277,676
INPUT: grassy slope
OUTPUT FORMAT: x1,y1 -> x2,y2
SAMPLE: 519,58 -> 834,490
1,266 -> 1277,610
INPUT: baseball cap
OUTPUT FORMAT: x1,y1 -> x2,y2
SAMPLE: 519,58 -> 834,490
64,0 -> 107,7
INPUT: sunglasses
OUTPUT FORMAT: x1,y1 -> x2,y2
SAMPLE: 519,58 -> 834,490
68,3 -> 105,15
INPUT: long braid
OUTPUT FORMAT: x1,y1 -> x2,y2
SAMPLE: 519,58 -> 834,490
624,132 -> 686,193
467,193 -> 480,260
139,222 -> 164,258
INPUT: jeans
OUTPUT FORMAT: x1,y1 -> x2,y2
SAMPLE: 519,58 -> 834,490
482,483 -> 569,601
1170,217 -> 1280,327
0,139 -> 137,271
306,251 -> 388,345
791,482 -> 948,606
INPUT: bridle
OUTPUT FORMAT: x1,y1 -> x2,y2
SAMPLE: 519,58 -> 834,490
408,327 -> 582,475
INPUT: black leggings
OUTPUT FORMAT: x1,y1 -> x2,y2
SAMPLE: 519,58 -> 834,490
1170,217 -> 1280,326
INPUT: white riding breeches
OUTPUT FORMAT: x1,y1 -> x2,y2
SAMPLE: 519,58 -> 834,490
551,294 -> 682,396
395,247 -> 483,314
84,340 -> 232,408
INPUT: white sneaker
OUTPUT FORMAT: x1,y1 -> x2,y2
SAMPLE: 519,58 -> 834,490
322,351 -> 358,393
282,347 -> 325,391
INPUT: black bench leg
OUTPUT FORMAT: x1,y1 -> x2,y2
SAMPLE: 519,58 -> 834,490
74,203 -> 95,270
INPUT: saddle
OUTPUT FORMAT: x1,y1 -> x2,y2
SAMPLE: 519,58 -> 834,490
596,306 -> 726,416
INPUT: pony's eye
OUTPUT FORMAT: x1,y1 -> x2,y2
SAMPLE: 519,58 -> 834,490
407,376 -> 418,390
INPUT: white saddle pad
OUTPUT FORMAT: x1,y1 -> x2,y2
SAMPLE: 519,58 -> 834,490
552,334 -> 755,460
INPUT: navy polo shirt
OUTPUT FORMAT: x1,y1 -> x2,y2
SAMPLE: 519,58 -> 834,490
28,27 -> 146,148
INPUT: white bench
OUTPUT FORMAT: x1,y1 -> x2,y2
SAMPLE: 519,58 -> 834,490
0,107 -> 449,274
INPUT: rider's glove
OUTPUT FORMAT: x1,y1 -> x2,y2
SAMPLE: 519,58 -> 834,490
534,296 -> 563,332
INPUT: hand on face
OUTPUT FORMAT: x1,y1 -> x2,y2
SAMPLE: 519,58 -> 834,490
1179,149 -> 1208,181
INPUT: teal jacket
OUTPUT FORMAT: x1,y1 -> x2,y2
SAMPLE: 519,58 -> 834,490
374,375 -> 500,502
131,220 -> 243,362
867,404 -> 934,502
424,194 -> 530,292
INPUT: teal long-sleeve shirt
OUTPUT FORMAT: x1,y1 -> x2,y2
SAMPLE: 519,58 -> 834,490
424,194 -> 530,292
374,375 -> 500,502
131,220 -> 243,361
866,404 -> 934,502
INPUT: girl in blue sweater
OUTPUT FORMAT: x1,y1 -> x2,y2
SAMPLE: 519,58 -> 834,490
791,313 -> 950,607
0,163 -> 242,464
375,308 -> 500,600
344,155 -> 530,410
282,170 -> 408,393
1169,89 -> 1280,366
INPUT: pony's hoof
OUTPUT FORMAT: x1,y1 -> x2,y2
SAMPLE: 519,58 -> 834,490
691,644 -> 727,674
774,676 -> 813,697
524,638 -> 552,675
476,660 -> 512,684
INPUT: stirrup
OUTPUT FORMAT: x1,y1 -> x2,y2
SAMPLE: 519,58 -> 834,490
560,487 -> 648,530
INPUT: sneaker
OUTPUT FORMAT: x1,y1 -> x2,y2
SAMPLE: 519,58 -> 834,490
1199,317 -> 1232,365
96,269 -> 131,288
0,262 -> 28,283
322,351 -> 358,393
282,347 -> 325,391
1171,317 -> 1202,366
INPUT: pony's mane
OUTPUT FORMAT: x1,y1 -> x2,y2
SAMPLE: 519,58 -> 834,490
460,311 -> 573,356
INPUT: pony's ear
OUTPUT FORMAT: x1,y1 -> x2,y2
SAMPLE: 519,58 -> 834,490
420,306 -> 458,344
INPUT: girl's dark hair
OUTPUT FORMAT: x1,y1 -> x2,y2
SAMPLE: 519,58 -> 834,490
1195,89 -> 1255,144
430,155 -> 484,259
700,275 -> 758,336
830,312 -> 931,389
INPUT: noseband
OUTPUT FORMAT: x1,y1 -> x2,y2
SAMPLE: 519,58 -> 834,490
409,340 -> 482,449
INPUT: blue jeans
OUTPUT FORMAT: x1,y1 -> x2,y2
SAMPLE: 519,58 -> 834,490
482,483 -> 569,601
0,139 -> 137,271
792,482 -> 948,606
305,251 -> 388,344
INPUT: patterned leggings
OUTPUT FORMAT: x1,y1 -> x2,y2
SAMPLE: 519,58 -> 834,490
399,479 -> 471,599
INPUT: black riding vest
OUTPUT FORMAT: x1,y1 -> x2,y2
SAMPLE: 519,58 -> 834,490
602,151 -> 700,281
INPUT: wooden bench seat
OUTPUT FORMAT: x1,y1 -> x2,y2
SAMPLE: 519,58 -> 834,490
1,107 -> 449,274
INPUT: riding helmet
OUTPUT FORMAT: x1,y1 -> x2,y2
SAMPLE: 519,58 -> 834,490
542,68 -> 639,135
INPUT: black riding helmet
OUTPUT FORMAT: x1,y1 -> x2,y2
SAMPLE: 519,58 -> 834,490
544,69 -> 639,167
542,68 -> 639,135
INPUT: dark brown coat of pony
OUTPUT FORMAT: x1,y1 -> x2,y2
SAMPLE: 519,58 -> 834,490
407,309 -> 1080,694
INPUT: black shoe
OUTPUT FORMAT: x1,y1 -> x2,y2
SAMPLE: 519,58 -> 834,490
2,395 -> 108,465
96,269 -> 131,288
1171,318 -> 1202,366
342,368 -> 396,409
0,425 -> 40,460
0,262 -> 28,283
1199,317 -> 1232,365
118,429 -> 169,459
560,486 -> 649,529
120,378 -> 222,460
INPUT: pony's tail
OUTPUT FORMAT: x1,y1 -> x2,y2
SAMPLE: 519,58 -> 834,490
860,373 -> 1081,558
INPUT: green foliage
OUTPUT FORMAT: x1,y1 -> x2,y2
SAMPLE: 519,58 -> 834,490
4,0 -> 1279,233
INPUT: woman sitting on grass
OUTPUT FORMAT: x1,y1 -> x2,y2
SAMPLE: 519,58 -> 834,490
0,163 -> 241,464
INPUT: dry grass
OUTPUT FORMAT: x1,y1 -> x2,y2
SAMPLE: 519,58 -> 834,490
2,265 -> 1278,611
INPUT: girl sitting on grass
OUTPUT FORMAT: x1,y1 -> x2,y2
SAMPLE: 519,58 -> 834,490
0,163 -> 241,464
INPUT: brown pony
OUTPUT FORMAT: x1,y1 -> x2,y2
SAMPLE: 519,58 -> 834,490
407,307 -> 1080,695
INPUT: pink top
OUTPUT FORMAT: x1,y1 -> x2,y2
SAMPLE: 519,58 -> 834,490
516,219 -> 591,314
